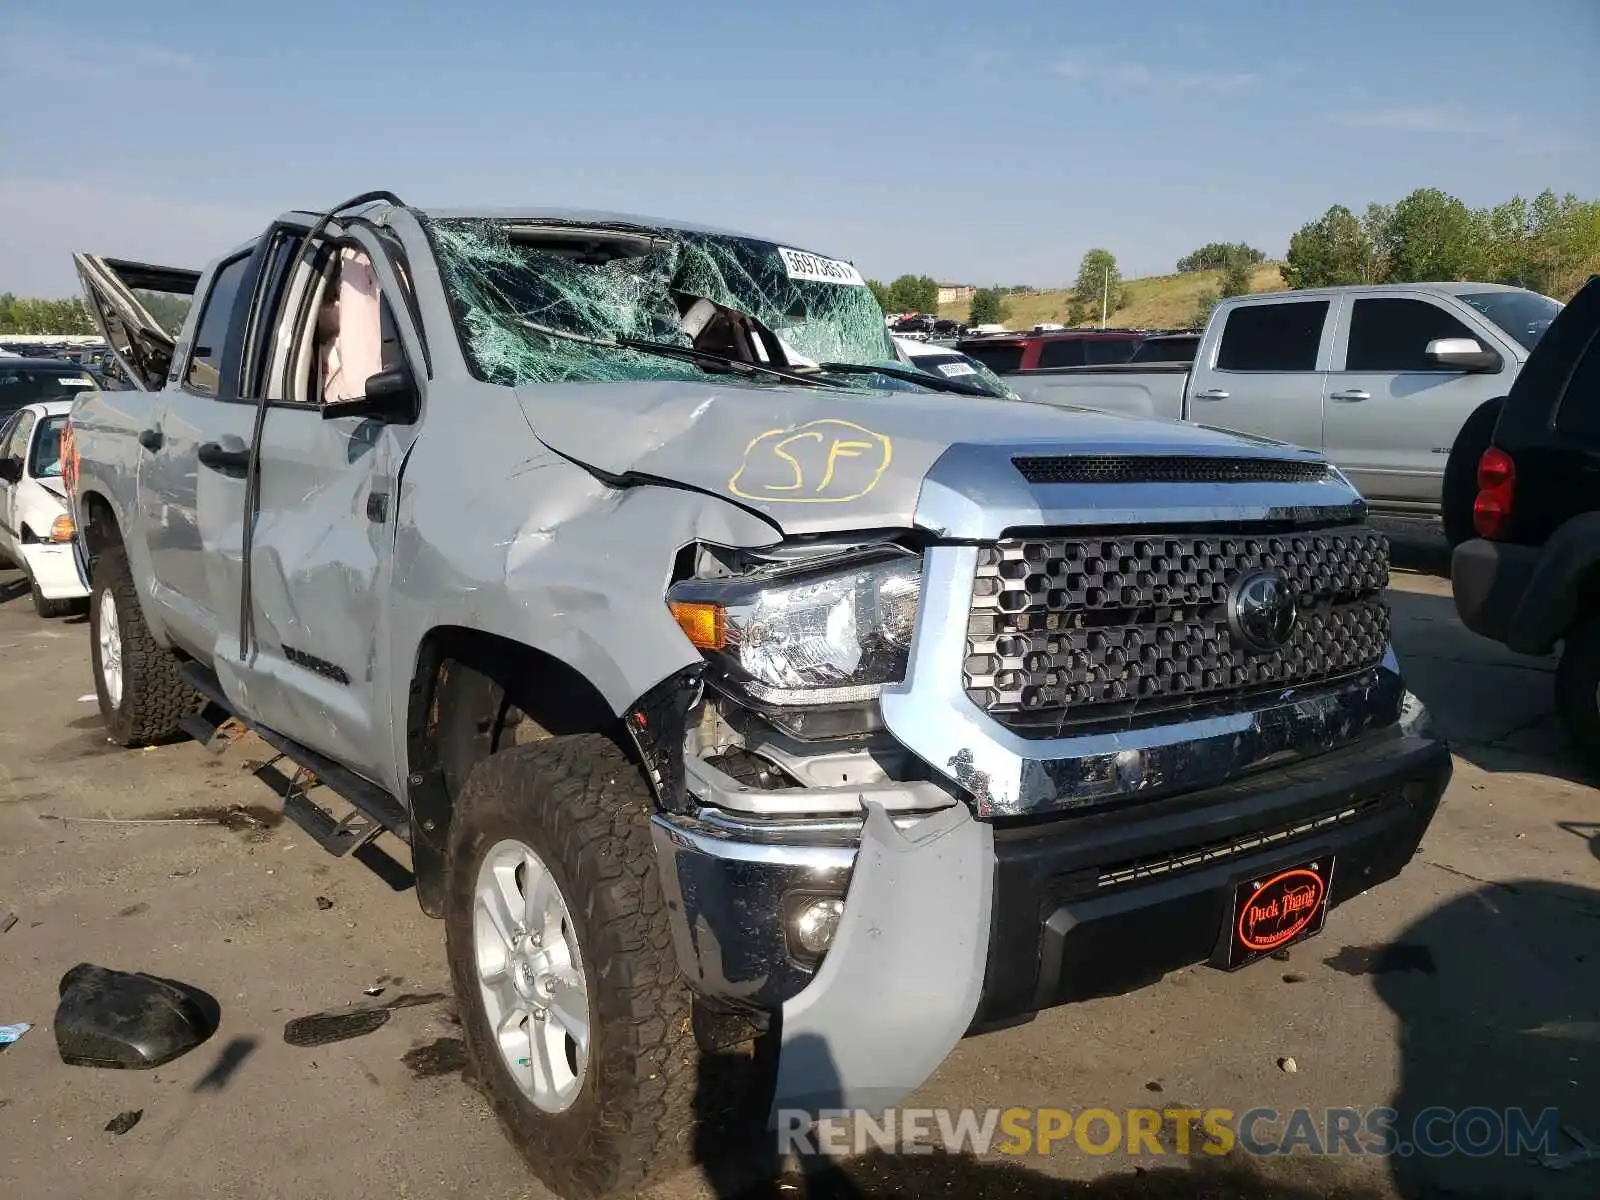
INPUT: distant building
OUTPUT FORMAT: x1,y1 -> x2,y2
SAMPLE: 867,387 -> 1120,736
936,283 -> 975,306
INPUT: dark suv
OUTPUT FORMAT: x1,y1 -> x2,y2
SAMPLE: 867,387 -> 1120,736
1451,275 -> 1600,770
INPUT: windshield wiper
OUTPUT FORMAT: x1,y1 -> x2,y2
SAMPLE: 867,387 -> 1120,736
615,336 -> 850,389
815,361 -> 998,398
514,317 -> 847,389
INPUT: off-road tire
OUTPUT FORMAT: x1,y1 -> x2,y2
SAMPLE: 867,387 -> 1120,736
1555,614 -> 1600,776
444,734 -> 699,1198
89,546 -> 194,746
1442,399 -> 1503,548
28,570 -> 77,618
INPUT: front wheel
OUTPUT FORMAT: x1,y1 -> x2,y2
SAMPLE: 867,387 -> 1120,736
1555,614 -> 1600,776
89,546 -> 194,746
444,735 -> 700,1198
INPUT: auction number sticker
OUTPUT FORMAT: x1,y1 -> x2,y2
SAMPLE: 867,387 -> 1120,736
937,362 -> 977,377
778,247 -> 865,287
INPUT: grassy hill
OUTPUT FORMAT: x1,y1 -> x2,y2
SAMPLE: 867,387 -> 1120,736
939,263 -> 1288,330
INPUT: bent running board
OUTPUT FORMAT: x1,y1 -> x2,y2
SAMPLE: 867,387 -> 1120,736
179,663 -> 411,852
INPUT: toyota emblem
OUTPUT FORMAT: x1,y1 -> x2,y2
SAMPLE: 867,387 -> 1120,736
1227,568 -> 1297,654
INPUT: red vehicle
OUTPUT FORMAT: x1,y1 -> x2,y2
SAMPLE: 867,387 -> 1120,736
955,329 -> 1148,374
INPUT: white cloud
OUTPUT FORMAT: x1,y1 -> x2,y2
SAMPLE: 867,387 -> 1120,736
1053,59 -> 1155,88
1335,106 -> 1518,135
0,21 -> 203,85
0,180 -> 267,296
1054,59 -> 1257,94
1175,71 -> 1261,94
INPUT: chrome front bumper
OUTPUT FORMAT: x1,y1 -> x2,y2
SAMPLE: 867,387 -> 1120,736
651,800 -> 993,1122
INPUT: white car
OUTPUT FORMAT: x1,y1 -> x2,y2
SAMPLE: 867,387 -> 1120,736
893,336 -> 1019,398
0,400 -> 91,616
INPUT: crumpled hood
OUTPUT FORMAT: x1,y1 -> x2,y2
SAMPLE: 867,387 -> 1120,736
515,381 -> 1325,536
36,477 -> 68,502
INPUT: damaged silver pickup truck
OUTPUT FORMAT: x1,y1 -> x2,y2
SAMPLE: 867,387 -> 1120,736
66,196 -> 1449,1197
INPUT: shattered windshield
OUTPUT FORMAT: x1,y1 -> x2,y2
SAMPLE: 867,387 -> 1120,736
427,217 -> 896,388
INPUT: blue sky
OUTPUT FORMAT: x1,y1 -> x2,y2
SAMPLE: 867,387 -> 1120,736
1,0 -> 1595,296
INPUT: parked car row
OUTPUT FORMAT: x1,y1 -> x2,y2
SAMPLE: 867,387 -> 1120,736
980,283 -> 1564,540
59,197 -> 1449,1198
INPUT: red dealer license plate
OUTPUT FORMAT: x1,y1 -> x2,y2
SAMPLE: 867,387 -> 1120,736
1218,858 -> 1334,971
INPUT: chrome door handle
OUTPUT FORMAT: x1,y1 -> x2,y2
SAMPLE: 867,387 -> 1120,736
1330,389 -> 1371,401
1193,389 -> 1229,400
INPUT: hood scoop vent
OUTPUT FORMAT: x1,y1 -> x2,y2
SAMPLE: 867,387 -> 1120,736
1013,455 -> 1329,486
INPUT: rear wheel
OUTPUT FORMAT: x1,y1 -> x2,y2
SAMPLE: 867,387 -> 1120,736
89,546 -> 194,746
444,734 -> 700,1198
1555,614 -> 1600,776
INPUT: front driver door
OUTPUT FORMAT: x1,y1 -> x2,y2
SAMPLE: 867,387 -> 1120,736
222,223 -> 427,792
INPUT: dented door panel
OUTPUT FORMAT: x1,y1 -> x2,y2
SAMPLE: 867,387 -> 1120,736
230,407 -> 404,787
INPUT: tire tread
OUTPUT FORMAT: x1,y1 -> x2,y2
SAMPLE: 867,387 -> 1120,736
445,734 -> 701,1198
90,546 -> 193,745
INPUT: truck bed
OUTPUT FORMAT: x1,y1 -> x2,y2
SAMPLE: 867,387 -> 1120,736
1001,361 -> 1189,422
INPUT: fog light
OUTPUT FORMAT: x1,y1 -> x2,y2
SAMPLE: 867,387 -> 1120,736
791,897 -> 844,957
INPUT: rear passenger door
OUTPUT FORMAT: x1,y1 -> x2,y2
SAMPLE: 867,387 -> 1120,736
1187,298 -> 1334,453
136,252 -> 262,658
1323,293 -> 1512,509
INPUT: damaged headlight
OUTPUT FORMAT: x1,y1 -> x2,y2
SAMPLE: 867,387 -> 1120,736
668,552 -> 922,715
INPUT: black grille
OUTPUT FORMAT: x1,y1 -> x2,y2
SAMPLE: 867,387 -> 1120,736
965,526 -> 1389,732
1013,455 -> 1330,485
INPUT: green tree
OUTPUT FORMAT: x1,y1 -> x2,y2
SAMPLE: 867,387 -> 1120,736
1379,187 -> 1488,282
0,296 -> 95,335
886,274 -> 939,314
1220,257 -> 1253,299
865,278 -> 893,312
1190,288 -> 1221,328
968,288 -> 1009,326
1069,249 -> 1124,325
1177,242 -> 1265,273
1283,205 -> 1382,289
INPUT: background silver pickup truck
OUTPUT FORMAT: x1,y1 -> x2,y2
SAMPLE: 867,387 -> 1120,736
1001,283 -> 1562,536
66,197 -> 1449,1198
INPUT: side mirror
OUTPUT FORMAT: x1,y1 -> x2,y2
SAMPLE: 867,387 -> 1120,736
1426,337 -> 1500,373
321,366 -> 419,423
0,459 -> 19,483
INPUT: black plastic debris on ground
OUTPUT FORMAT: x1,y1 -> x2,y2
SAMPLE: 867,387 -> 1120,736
54,964 -> 219,1070
104,1109 -> 142,1135
282,992 -> 449,1049
284,1008 -> 391,1048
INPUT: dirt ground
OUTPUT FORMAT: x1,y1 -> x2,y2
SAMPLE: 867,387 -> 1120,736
0,540 -> 1595,1200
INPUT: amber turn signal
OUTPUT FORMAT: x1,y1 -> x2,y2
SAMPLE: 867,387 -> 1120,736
669,601 -> 725,651
49,514 -> 76,543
